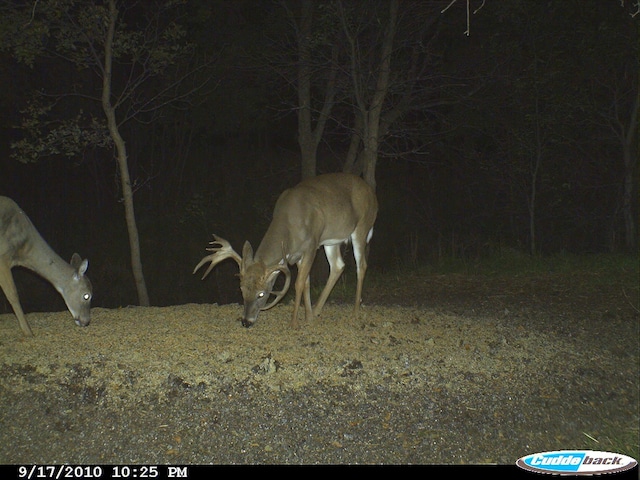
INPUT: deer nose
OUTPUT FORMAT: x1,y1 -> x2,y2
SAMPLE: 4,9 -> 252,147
241,318 -> 255,328
74,316 -> 91,327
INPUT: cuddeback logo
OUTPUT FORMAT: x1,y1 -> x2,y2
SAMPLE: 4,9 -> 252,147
516,450 -> 638,475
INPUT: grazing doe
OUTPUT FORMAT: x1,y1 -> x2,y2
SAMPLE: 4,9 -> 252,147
0,196 -> 92,335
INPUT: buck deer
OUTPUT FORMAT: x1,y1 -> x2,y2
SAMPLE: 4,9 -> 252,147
0,196 -> 92,336
194,173 -> 378,328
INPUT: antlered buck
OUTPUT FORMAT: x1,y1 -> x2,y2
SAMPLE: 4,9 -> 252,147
0,196 -> 92,336
194,173 -> 378,328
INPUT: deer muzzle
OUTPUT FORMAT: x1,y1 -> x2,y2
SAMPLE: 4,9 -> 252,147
74,314 -> 91,327
71,306 -> 91,327
241,317 -> 255,328
241,302 -> 260,328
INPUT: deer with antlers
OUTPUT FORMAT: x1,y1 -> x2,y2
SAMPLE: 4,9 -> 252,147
194,173 -> 378,328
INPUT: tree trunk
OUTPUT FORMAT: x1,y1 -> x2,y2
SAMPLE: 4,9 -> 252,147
343,113 -> 363,175
102,0 -> 150,306
296,0 -> 338,179
340,0 -> 398,191
622,85 -> 638,251
527,58 -> 544,256
528,153 -> 540,256
622,158 -> 636,251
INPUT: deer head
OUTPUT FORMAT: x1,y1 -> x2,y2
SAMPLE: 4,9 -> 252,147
193,235 -> 291,327
62,253 -> 93,327
238,241 -> 290,327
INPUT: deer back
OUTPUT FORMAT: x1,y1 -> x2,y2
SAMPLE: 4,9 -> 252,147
255,173 -> 377,265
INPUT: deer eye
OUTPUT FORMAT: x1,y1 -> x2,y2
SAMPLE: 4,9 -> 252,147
258,292 -> 265,299
83,293 -> 91,301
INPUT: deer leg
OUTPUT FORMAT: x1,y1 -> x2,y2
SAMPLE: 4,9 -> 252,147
313,244 -> 345,318
303,273 -> 312,320
290,284 -> 304,328
292,254 -> 315,328
0,263 -> 34,336
351,231 -> 369,315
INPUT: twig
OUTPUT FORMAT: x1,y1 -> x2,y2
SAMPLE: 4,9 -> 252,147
441,0 -> 484,36
622,288 -> 640,313
24,0 -> 40,27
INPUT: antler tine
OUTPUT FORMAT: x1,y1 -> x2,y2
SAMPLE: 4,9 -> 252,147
193,234 -> 242,279
262,264 -> 291,311
259,241 -> 291,310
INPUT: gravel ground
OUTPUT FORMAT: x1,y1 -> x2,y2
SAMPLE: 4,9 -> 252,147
0,270 -> 637,465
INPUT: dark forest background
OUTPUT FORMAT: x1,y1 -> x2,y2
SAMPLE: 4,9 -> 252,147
0,0 -> 637,312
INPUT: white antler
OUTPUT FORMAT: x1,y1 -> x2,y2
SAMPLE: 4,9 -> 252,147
193,234 -> 242,279
261,263 -> 291,310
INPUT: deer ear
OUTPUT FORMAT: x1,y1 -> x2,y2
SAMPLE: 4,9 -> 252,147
70,253 -> 82,268
70,253 -> 88,275
241,241 -> 254,268
71,253 -> 88,277
77,259 -> 88,276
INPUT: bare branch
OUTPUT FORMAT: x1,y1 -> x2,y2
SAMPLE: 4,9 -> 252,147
441,0 -> 483,36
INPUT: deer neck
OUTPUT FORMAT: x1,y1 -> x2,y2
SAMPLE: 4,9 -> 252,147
254,221 -> 291,266
17,226 -> 73,295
